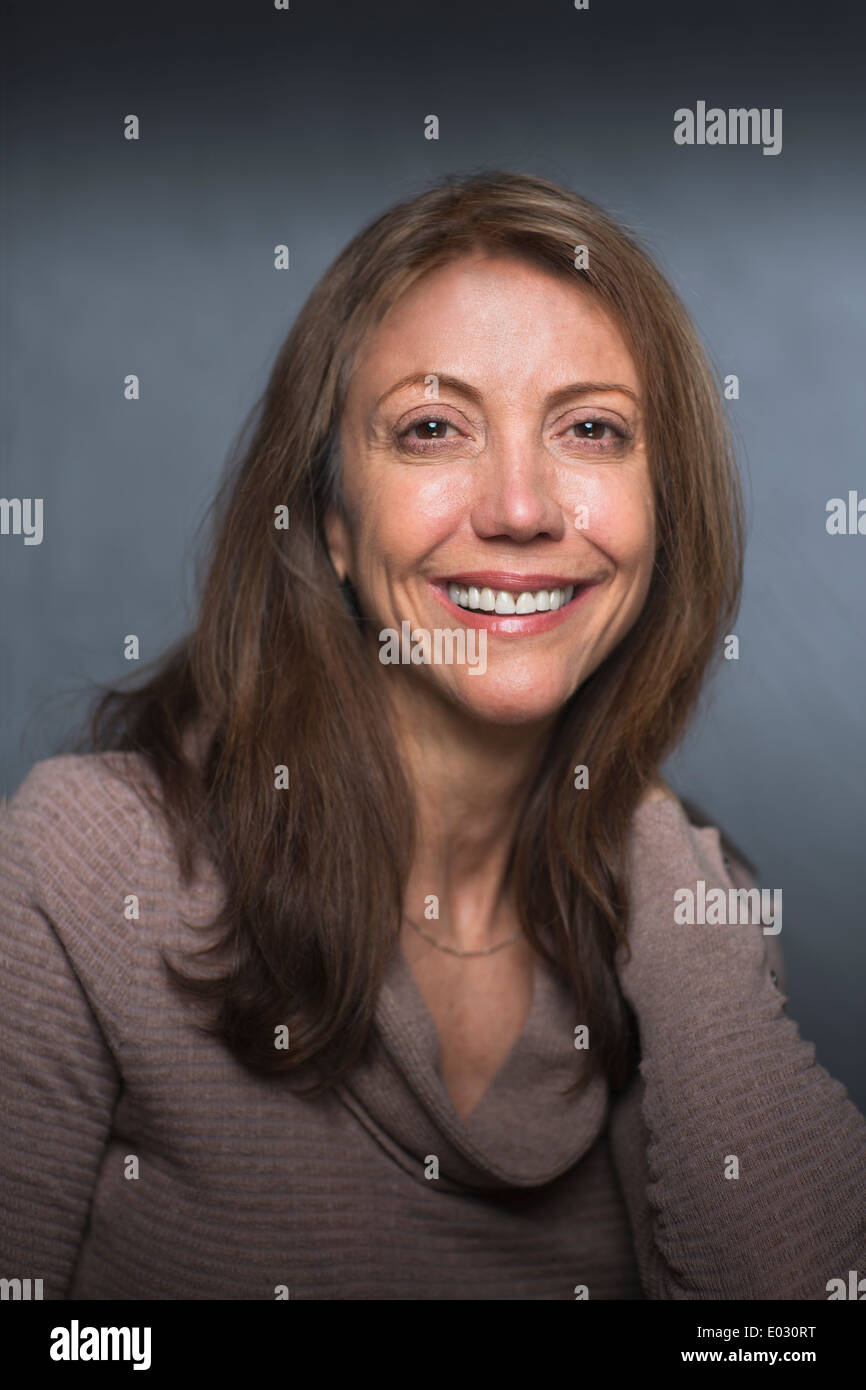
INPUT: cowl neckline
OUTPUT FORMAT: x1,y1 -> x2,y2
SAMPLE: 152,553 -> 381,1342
334,941 -> 610,1192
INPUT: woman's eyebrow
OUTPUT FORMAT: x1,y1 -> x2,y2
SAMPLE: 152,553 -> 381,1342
374,373 -> 484,409
545,381 -> 640,409
374,374 -> 639,410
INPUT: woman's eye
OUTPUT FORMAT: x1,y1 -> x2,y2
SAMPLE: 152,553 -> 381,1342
402,418 -> 457,441
396,416 -> 464,453
555,416 -> 631,454
567,419 -> 622,442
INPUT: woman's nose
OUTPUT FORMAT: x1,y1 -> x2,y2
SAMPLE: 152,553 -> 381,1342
469,442 -> 567,544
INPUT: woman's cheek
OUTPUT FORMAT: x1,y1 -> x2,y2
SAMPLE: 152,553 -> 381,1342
570,471 -> 654,567
371,471 -> 471,560
401,468 -> 474,523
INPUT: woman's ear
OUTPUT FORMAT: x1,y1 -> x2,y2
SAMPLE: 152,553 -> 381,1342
324,506 -> 352,585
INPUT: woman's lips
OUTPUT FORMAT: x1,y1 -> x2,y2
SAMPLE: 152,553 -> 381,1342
435,571 -> 585,591
428,577 -> 601,635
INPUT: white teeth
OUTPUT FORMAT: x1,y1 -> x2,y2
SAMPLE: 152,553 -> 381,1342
447,583 -> 577,614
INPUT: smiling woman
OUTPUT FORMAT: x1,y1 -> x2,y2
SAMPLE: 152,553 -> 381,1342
1,170 -> 865,1302
326,253 -> 657,730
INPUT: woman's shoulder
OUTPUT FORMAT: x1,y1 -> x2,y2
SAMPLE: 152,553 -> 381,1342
1,751 -> 214,1070
2,750 -> 159,861
629,787 -> 758,883
625,787 -> 786,993
0,751 -> 181,938
0,754 -> 170,1021
1,751 -> 224,1016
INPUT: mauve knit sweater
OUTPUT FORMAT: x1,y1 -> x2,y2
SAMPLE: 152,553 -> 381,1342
1,752 -> 864,1300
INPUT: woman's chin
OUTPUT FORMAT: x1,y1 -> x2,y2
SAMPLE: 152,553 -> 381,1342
445,673 -> 572,728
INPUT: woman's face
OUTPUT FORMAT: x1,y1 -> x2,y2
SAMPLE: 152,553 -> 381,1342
326,252 -> 656,725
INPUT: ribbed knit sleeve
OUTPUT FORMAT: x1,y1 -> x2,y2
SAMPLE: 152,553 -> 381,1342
610,796 -> 866,1300
0,756 -> 146,1299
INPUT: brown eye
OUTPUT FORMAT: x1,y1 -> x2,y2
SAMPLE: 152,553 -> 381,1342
395,415 -> 465,455
405,418 -> 454,440
557,416 -> 630,454
573,420 -> 617,440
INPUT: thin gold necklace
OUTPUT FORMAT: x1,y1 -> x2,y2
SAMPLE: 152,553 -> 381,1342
403,914 -> 521,958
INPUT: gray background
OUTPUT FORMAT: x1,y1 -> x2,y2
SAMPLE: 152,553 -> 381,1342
2,1 -> 864,1105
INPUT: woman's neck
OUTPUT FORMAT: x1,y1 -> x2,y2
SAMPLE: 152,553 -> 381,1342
385,673 -> 554,952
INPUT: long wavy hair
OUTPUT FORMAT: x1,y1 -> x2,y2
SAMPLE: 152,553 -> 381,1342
76,170 -> 744,1096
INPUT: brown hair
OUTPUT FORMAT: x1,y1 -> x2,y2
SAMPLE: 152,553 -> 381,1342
77,170 -> 744,1095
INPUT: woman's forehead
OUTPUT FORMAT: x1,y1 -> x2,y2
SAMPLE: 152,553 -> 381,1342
345,256 -> 641,408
